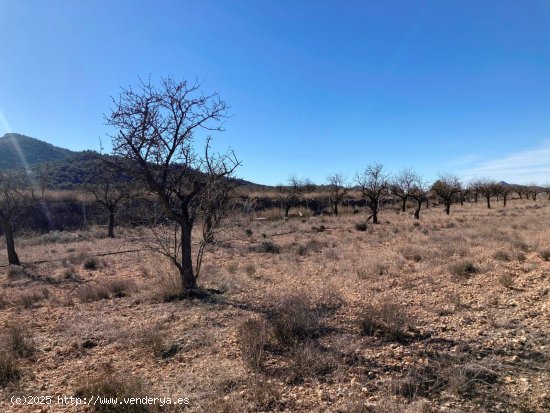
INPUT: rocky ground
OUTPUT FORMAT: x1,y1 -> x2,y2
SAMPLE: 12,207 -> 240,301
0,199 -> 548,412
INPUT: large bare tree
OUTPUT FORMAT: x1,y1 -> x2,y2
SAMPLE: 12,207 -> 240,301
0,169 -> 32,265
355,163 -> 389,224
476,179 -> 500,209
409,175 -> 430,220
106,77 -> 240,294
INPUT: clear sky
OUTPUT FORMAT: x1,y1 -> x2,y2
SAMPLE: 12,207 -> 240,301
1,0 -> 550,185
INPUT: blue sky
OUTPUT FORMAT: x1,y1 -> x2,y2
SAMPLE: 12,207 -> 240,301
1,0 -> 550,185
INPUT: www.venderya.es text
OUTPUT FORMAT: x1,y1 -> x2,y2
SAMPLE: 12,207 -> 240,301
10,395 -> 190,407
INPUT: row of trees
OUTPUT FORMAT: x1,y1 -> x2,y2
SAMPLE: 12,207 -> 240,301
279,167 -> 549,222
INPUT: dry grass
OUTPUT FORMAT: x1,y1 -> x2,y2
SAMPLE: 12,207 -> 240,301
0,199 -> 549,412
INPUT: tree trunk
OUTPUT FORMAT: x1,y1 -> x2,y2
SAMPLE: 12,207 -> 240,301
180,221 -> 197,291
108,210 -> 115,238
445,201 -> 451,215
425,198 -> 429,209
486,196 -> 491,209
284,203 -> 291,217
533,193 -> 537,201
333,203 -> 338,217
401,197 -> 406,213
503,194 -> 507,207
3,220 -> 20,266
414,200 -> 421,219
474,193 -> 478,203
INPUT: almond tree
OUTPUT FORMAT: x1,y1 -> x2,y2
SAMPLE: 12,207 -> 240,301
431,173 -> 462,215
391,168 -> 416,212
355,163 -> 389,224
326,173 -> 349,216
410,175 -> 430,219
477,179 -> 499,209
106,77 -> 240,294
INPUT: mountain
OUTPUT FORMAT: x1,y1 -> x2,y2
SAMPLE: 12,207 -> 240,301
0,133 -> 76,169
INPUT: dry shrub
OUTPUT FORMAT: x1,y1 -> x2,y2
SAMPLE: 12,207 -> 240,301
244,263 -> 256,276
269,293 -> 322,347
449,260 -> 478,279
498,273 -> 514,289
19,290 -> 45,309
250,240 -> 281,254
237,318 -> 268,372
0,353 -> 20,388
75,372 -> 151,413
83,256 -> 100,270
75,283 -> 110,303
358,300 -> 417,342
4,324 -> 35,358
106,278 -> 136,298
399,245 -> 425,262
288,340 -> 335,383
7,265 -> 27,280
539,249 -> 550,261
355,222 -> 368,231
312,224 -> 326,232
140,324 -> 165,357
493,250 -> 511,261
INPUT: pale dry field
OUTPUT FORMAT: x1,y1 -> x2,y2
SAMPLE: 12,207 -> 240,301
0,199 -> 549,412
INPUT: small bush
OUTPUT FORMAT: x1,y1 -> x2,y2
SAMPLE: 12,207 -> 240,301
0,353 -> 20,387
19,291 -> 44,309
238,318 -> 268,372
400,246 -> 424,262
312,225 -> 326,233
244,263 -> 256,276
7,265 -> 26,280
355,222 -> 368,232
244,228 -> 253,237
107,279 -> 135,298
358,301 -> 416,342
269,294 -> 322,347
5,324 -> 35,358
498,273 -> 514,289
83,257 -> 100,270
227,262 -> 239,274
493,250 -> 510,261
75,373 -> 150,413
288,341 -> 334,383
140,324 -> 165,357
539,249 -> 550,261
251,241 -> 281,254
75,284 -> 110,303
449,260 -> 478,279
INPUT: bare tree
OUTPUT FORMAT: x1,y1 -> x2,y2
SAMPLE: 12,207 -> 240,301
0,169 -> 32,265
431,173 -> 462,215
277,175 -> 307,217
106,77 -> 240,294
410,175 -> 430,220
355,163 -> 389,224
476,179 -> 500,209
84,160 -> 137,238
498,183 -> 513,207
391,168 -> 416,212
326,173 -> 349,216
38,162 -> 50,198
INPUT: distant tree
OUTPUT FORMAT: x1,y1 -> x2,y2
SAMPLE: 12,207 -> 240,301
410,175 -> 430,220
0,169 -> 32,265
277,175 -> 307,217
355,163 -> 389,224
38,162 -> 50,197
477,179 -> 500,209
498,183 -> 514,207
431,174 -> 462,215
106,77 -> 240,294
528,184 -> 539,201
391,168 -> 416,213
84,161 -> 137,238
326,173 -> 349,217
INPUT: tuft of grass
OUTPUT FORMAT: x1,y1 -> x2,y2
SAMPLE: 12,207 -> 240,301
75,373 -> 150,413
7,265 -> 27,280
539,249 -> 550,261
237,318 -> 268,372
83,257 -> 100,270
269,294 -> 322,347
287,340 -> 335,383
244,263 -> 256,276
355,222 -> 368,232
250,240 -> 281,254
75,284 -> 110,303
311,225 -> 326,233
449,260 -> 478,279
493,250 -> 510,261
5,324 -> 35,358
0,353 -> 20,388
358,301 -> 417,342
